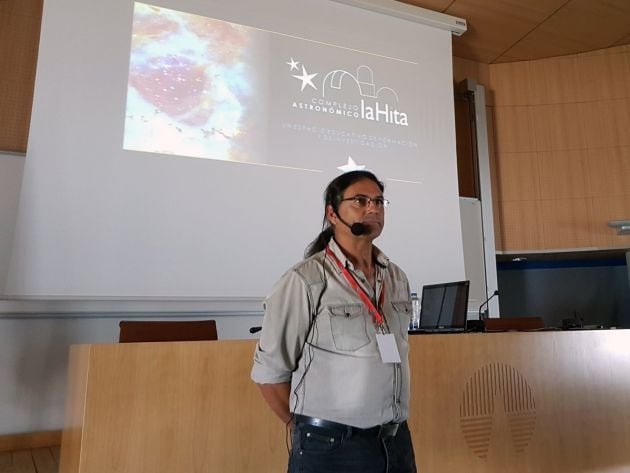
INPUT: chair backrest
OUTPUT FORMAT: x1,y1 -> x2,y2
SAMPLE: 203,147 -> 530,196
118,320 -> 218,343
483,317 -> 544,332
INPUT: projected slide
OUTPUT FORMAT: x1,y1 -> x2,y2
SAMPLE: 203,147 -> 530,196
124,3 -> 422,178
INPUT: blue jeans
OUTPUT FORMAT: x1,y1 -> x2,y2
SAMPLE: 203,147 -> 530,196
288,420 -> 417,473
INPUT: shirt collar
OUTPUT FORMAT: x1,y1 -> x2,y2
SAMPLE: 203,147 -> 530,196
327,237 -> 389,272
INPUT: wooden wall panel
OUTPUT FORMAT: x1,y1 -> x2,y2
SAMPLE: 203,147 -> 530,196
495,152 -> 540,202
489,44 -> 630,251
496,201 -> 545,250
531,103 -> 585,151
579,99 -> 630,148
488,62 -> 533,106
0,0 -> 42,152
539,198 -> 594,249
492,106 -> 537,153
527,56 -> 581,105
536,150 -> 587,201
577,52 -> 630,102
582,147 -> 630,198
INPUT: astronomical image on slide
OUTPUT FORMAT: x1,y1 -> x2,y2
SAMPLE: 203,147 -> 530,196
123,2 -> 424,178
123,3 -> 264,162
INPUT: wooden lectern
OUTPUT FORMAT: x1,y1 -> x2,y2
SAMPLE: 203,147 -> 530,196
60,331 -> 630,472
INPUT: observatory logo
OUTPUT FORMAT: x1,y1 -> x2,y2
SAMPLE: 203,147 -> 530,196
286,57 -> 409,127
460,364 -> 537,459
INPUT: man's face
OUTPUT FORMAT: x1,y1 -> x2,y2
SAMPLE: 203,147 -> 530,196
326,178 -> 386,240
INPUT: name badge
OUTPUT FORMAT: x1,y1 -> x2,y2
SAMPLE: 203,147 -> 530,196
375,333 -> 401,363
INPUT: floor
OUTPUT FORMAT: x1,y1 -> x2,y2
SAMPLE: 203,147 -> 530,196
0,446 -> 59,473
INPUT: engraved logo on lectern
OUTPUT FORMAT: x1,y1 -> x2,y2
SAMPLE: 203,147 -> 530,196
460,364 -> 536,459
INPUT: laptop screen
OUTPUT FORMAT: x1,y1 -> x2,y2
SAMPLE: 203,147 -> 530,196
419,280 -> 470,331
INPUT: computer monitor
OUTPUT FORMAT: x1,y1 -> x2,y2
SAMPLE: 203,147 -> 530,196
418,280 -> 470,332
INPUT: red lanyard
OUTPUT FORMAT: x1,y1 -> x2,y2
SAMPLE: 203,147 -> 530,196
326,246 -> 385,329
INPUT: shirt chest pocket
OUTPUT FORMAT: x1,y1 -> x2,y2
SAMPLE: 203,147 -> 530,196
328,303 -> 370,351
391,300 -> 412,337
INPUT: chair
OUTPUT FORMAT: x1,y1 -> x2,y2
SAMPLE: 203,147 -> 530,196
483,317 -> 544,332
118,319 -> 218,343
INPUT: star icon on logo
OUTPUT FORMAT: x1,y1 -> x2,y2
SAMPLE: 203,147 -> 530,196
292,65 -> 318,91
337,157 -> 366,172
286,57 -> 300,71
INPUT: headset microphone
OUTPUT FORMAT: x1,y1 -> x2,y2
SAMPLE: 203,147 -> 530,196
350,222 -> 369,236
334,210 -> 369,236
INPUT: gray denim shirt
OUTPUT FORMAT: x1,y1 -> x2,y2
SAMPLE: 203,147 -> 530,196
251,238 -> 412,428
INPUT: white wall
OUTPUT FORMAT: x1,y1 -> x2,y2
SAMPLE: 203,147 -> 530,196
459,197 -> 486,312
0,312 -> 263,435
1,157 -> 265,433
0,152 -> 24,293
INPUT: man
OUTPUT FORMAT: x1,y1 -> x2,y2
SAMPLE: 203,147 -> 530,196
251,170 -> 416,472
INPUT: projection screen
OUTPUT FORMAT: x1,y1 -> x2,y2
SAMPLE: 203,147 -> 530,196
5,0 -> 465,299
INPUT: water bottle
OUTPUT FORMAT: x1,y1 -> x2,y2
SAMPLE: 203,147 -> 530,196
410,292 -> 421,330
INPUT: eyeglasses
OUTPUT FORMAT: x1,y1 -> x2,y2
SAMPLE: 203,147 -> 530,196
340,195 -> 390,209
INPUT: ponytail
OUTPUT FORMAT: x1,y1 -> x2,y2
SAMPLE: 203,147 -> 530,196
304,226 -> 334,258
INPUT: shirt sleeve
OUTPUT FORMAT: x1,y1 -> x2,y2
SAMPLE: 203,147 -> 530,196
251,268 -> 313,384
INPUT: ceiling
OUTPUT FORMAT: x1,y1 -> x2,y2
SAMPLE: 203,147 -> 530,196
398,0 -> 630,63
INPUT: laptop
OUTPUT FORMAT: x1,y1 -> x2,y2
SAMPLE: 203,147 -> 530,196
412,280 -> 470,334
